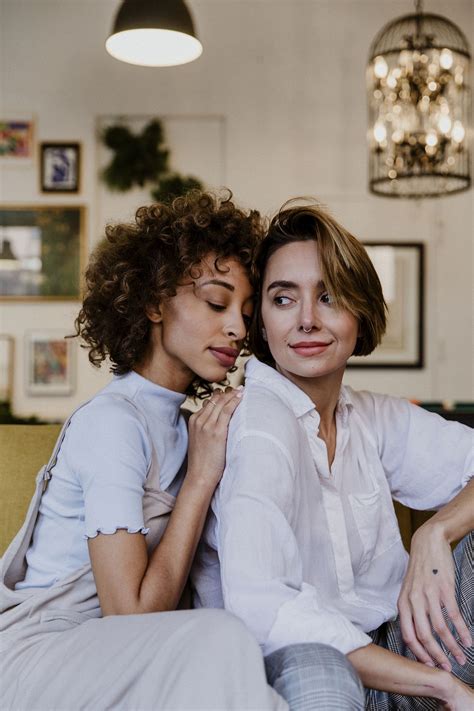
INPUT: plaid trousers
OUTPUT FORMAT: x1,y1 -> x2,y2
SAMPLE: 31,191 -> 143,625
264,533 -> 472,710
265,642 -> 365,710
366,531 -> 474,710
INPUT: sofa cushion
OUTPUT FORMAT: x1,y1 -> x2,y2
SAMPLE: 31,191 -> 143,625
0,424 -> 61,556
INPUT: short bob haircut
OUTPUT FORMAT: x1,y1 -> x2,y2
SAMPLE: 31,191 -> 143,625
75,190 -> 262,397
249,200 -> 387,364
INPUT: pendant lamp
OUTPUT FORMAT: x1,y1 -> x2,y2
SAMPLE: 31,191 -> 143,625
367,0 -> 471,198
106,0 -> 203,67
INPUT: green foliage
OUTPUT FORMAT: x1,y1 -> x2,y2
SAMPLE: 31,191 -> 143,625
100,119 -> 203,200
151,173 -> 202,203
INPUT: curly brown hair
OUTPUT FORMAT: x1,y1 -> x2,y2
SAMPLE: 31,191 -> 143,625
75,190 -> 263,396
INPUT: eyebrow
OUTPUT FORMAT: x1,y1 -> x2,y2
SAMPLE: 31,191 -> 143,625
199,279 -> 235,293
267,279 -> 325,292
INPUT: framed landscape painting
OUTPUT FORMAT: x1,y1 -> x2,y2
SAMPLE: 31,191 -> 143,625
348,243 -> 424,368
25,331 -> 75,396
0,205 -> 86,300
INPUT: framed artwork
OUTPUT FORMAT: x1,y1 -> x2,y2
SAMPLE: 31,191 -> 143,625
0,116 -> 34,160
348,242 -> 424,368
40,142 -> 81,193
25,331 -> 75,396
0,205 -> 86,300
0,335 -> 15,401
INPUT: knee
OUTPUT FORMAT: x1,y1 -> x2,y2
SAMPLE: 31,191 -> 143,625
265,643 -> 364,711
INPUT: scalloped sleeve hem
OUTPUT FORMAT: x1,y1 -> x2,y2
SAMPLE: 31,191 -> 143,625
84,525 -> 150,540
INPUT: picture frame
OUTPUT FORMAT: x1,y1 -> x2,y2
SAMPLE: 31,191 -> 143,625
0,116 -> 35,161
0,335 -> 15,402
348,242 -> 424,368
25,330 -> 75,396
0,205 -> 86,301
40,142 -> 81,193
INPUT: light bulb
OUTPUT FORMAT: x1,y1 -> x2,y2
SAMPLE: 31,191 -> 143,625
452,121 -> 465,143
374,56 -> 388,78
374,122 -> 387,143
440,49 -> 453,70
426,131 -> 438,147
438,115 -> 452,134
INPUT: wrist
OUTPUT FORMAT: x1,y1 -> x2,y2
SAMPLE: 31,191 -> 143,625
413,517 -> 450,545
183,469 -> 217,497
431,669 -> 455,702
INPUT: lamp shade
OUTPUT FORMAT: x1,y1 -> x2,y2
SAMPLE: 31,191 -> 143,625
106,0 -> 203,67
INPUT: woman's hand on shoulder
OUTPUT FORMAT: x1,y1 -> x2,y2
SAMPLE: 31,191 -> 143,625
397,520 -> 472,671
186,387 -> 244,492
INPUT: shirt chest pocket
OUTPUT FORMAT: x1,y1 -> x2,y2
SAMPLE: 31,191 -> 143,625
348,488 -> 381,569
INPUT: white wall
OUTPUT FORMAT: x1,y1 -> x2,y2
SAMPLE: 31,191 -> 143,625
0,0 -> 473,419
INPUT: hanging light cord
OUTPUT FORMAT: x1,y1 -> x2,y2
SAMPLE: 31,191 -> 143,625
415,0 -> 423,14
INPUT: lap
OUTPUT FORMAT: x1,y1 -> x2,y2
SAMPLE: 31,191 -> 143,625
2,609 -> 284,710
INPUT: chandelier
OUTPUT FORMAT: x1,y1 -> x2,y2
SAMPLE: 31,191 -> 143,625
367,1 -> 471,198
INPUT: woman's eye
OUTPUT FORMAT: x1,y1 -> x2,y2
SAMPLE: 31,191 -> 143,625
274,295 -> 292,306
207,302 -> 226,312
320,292 -> 334,304
242,313 -> 252,327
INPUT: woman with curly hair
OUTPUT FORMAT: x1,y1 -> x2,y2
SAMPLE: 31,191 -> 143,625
0,191 -> 286,711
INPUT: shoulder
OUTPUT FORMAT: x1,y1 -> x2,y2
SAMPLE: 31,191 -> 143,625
63,391 -> 151,468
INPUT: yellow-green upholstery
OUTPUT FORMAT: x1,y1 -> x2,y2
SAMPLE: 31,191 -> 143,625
0,424 -> 61,556
0,424 -> 433,559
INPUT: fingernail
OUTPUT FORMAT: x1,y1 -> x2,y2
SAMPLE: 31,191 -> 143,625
441,663 -> 451,672
456,655 -> 466,666
425,661 -> 435,668
236,384 -> 244,390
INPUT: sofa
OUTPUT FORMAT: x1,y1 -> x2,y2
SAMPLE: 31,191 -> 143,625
0,424 -> 433,557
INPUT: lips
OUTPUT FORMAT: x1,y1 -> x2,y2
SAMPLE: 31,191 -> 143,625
290,341 -> 332,357
209,346 -> 239,368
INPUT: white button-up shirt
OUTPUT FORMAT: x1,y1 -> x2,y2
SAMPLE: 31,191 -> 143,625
192,357 -> 473,656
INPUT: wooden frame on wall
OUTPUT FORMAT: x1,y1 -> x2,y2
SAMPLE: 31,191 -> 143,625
40,142 -> 81,193
0,205 -> 86,301
348,242 -> 424,369
25,330 -> 75,396
0,115 -> 35,161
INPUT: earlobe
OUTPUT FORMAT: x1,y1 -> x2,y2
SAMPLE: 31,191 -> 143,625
145,305 -> 162,324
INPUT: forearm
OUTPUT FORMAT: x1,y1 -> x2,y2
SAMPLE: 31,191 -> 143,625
347,643 -> 453,701
422,478 -> 473,544
138,473 -> 214,612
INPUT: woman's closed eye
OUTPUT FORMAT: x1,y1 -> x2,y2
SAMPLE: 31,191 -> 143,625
207,302 -> 226,312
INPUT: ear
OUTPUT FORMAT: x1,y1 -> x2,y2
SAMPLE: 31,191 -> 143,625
145,304 -> 162,324
261,327 -> 268,341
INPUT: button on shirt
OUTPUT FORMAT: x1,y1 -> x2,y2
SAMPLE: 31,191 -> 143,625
192,357 -> 473,656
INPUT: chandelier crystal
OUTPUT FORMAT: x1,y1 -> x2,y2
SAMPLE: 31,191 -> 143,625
367,1 -> 471,198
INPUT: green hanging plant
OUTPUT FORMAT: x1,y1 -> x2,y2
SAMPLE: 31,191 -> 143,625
100,119 -> 203,201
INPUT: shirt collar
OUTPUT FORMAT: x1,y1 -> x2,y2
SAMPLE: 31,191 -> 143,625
244,356 -> 354,423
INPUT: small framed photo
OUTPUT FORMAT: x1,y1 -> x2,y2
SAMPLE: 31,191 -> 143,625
0,334 -> 15,402
0,116 -> 35,161
26,331 -> 75,396
348,243 -> 424,368
0,205 -> 86,301
40,142 -> 81,193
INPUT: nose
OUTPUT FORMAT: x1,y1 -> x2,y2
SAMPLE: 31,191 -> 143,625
299,299 -> 321,333
225,310 -> 247,343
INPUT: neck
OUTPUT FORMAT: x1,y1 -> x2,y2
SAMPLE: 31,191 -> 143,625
134,328 -> 194,394
277,364 -> 345,433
